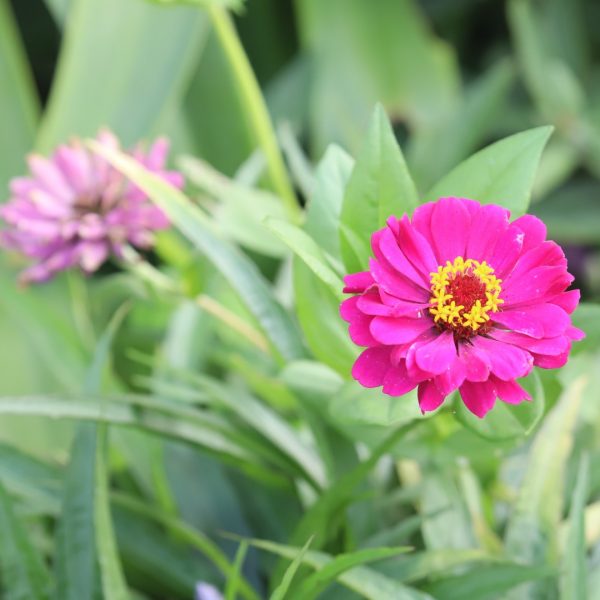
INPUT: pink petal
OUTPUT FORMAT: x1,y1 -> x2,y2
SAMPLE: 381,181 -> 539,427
378,226 -> 428,288
78,241 -> 109,272
492,303 -> 570,338
418,380 -> 446,413
352,347 -> 392,387
566,326 -> 585,341
396,215 -> 438,279
533,348 -> 570,369
489,330 -> 570,356
511,214 -> 547,252
382,361 -> 418,396
434,357 -> 466,396
370,316 -> 434,345
340,297 -> 377,346
472,336 -> 533,381
488,224 -> 523,278
550,289 -> 580,314
492,377 -> 531,405
430,197 -> 472,262
459,380 -> 497,418
500,266 -> 573,307
343,271 -> 374,293
459,341 -> 491,382
465,203 -> 510,262
414,330 -> 457,375
369,258 -> 429,303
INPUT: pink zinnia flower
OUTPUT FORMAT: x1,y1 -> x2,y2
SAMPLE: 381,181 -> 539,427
1,129 -> 183,284
341,197 -> 584,418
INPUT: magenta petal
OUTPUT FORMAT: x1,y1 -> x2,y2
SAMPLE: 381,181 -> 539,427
492,303 -> 570,338
430,197 -> 471,262
472,336 -> 533,381
414,330 -> 457,375
341,297 -> 377,346
378,226 -> 428,288
352,347 -> 392,387
459,380 -> 497,418
533,348 -> 570,369
550,289 -> 580,314
459,341 -> 491,382
493,377 -> 531,405
501,266 -> 573,307
418,381 -> 446,413
488,224 -> 523,278
382,361 -> 418,396
369,258 -> 428,303
511,214 -> 547,252
489,330 -> 570,356
434,357 -> 466,396
396,215 -> 438,278
370,316 -> 434,345
465,204 -> 510,262
343,271 -> 374,293
567,326 -> 585,341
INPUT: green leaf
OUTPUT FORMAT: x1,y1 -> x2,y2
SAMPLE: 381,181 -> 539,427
149,0 -> 244,9
95,429 -> 129,600
54,306 -> 129,600
0,0 -> 39,189
296,547 -> 411,599
504,375 -> 586,598
251,539 -> 431,600
304,144 -> 354,260
424,563 -> 554,600
426,126 -> 553,215
571,303 -> 600,356
269,537 -> 313,600
225,541 -> 249,600
0,480 -> 51,600
340,104 -> 419,272
455,372 -> 545,441
561,453 -> 589,600
264,218 -> 344,299
89,140 -> 304,363
293,259 -> 357,375
37,0 -> 207,151
113,494 -> 260,600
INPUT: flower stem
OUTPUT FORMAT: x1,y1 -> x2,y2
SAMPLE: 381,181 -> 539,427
206,6 -> 301,222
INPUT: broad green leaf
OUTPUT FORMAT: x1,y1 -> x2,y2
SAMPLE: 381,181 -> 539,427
293,259 -> 356,375
456,372 -> 545,441
0,480 -> 51,599
504,376 -> 586,598
37,0 -> 207,151
89,140 -> 304,363
270,537 -> 313,600
0,0 -> 39,189
424,563 -> 553,600
340,104 -> 419,273
561,453 -> 589,600
426,126 -> 553,215
265,218 -> 344,299
304,144 -> 354,260
330,384 -> 424,428
44,0 -> 71,24
150,0 -> 244,9
571,303 -> 600,356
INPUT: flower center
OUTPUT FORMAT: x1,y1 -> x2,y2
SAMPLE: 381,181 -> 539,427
428,257 -> 503,338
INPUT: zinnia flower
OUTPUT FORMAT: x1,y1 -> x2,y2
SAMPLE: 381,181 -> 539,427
341,197 -> 584,418
1,129 -> 183,284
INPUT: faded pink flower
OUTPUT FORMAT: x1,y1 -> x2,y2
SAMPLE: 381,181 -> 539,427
1,129 -> 183,284
341,197 -> 584,418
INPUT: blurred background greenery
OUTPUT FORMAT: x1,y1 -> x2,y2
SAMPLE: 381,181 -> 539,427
1,0 -> 600,598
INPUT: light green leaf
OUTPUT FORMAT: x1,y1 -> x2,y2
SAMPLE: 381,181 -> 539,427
304,144 -> 354,260
225,541 -> 248,600
149,0 -> 244,9
426,126 -> 553,215
297,546 -> 412,599
269,537 -> 313,600
265,218 -> 344,299
251,538 -> 431,600
89,140 -> 304,363
456,372 -> 545,441
424,563 -> 553,600
0,0 -> 39,189
561,453 -> 589,600
340,104 -> 419,272
37,0 -> 207,151
504,376 -> 586,598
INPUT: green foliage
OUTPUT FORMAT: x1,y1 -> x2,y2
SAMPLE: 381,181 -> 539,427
0,1 -> 598,598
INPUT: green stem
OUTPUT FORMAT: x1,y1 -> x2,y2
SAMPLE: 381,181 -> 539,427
207,6 -> 300,222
